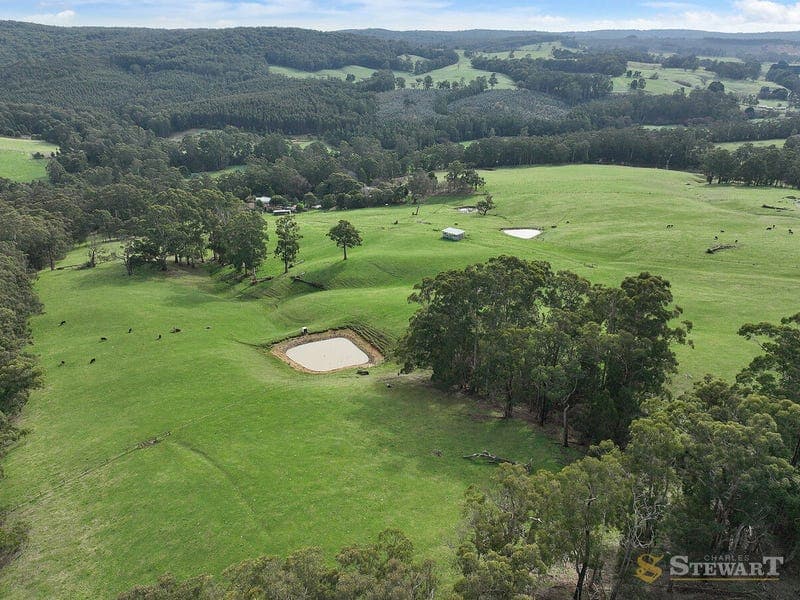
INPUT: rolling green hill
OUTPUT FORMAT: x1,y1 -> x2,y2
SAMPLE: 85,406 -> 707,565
1,165 -> 799,597
419,51 -> 515,89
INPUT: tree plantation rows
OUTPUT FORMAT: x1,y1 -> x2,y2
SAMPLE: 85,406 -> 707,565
463,127 -> 708,170
767,61 -> 800,94
699,57 -> 762,80
155,80 -> 376,138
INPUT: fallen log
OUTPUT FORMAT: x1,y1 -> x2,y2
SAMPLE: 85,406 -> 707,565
463,450 -> 534,473
291,276 -> 326,290
463,450 -> 517,465
461,450 -> 531,473
706,244 -> 736,254
249,276 -> 273,285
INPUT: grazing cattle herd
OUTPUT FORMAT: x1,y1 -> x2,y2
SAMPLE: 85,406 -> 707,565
53,324 -> 200,366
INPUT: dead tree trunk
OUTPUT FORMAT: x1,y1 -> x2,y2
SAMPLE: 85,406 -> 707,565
462,451 -> 516,465
574,497 -> 596,600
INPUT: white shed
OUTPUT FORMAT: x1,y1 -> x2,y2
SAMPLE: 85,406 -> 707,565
442,227 -> 465,241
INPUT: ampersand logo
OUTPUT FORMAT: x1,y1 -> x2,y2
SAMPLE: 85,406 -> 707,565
634,554 -> 664,584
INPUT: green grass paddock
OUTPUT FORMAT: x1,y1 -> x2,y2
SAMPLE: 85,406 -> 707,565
269,51 -> 515,89
1,165 -> 799,597
715,138 -> 787,150
0,137 -> 58,182
193,165 -> 248,179
611,60 -> 782,97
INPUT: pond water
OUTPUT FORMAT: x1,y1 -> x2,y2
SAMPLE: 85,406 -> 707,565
285,337 -> 370,372
503,228 -> 542,239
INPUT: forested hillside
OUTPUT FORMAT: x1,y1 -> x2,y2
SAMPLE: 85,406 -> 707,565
0,21 -> 435,74
350,27 -> 800,60
342,28 -> 562,50
0,21 -> 460,137
2,20 -> 789,146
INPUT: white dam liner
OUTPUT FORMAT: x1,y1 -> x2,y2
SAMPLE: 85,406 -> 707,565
285,337 -> 370,372
503,228 -> 542,239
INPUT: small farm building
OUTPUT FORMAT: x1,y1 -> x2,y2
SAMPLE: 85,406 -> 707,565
442,227 -> 465,241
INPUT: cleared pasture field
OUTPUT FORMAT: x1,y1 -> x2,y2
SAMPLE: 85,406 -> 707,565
269,51 -> 516,89
288,135 -> 332,150
479,41 -> 564,60
611,61 -> 782,97
423,51 -> 515,88
269,63 -> 385,80
192,165 -> 248,179
2,165 -> 799,598
0,136 -> 58,182
715,138 -> 787,150
167,128 -> 218,140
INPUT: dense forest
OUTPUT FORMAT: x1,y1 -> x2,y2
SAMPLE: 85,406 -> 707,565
350,27 -> 800,62
341,28 -> 563,51
0,22 -> 453,74
0,21 -> 775,143
471,56 -> 615,104
0,21 -> 460,136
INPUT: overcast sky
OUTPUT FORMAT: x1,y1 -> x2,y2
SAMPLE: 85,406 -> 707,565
5,1 -> 800,32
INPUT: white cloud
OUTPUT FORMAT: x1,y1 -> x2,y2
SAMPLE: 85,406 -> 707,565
22,9 -> 77,25
735,0 -> 800,20
641,1 -> 700,9
13,0 -> 800,32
